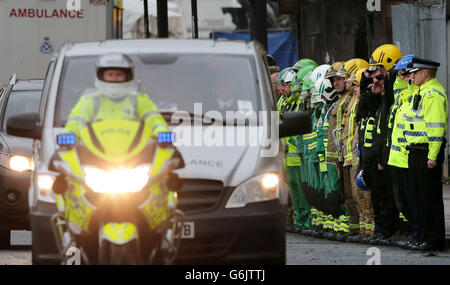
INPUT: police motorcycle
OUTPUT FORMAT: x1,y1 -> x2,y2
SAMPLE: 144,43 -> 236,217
49,119 -> 185,265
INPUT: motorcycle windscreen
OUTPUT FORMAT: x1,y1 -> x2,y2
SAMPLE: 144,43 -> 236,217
78,120 -> 153,163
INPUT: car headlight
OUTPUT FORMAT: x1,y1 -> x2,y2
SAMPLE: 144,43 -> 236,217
0,154 -> 34,172
83,165 -> 151,194
225,173 -> 280,209
36,173 -> 58,201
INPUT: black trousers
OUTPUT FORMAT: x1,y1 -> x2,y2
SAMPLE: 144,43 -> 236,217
363,164 -> 400,237
390,166 -> 412,234
407,144 -> 445,248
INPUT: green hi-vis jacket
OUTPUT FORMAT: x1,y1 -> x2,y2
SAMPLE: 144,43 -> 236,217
404,79 -> 448,161
65,92 -> 169,137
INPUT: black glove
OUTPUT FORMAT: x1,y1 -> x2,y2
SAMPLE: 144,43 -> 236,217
359,70 -> 373,94
383,69 -> 397,107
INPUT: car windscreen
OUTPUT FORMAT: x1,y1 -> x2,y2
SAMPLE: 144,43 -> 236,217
3,90 -> 42,131
54,53 -> 261,127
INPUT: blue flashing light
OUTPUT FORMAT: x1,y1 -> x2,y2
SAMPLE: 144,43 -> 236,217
158,132 -> 174,144
57,133 -> 76,146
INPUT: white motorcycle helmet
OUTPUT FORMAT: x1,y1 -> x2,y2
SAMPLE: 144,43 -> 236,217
314,77 -> 337,102
310,64 -> 331,84
95,53 -> 136,101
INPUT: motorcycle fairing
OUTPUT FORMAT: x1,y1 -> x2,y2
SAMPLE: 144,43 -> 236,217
100,222 -> 139,245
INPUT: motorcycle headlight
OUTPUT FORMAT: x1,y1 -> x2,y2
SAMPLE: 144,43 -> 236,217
0,154 -> 34,172
225,173 -> 280,209
83,165 -> 151,194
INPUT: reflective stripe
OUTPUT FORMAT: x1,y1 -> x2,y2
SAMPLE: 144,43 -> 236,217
391,145 -> 401,152
426,122 -> 446,128
433,88 -> 446,99
326,152 -> 340,158
345,99 -> 358,161
152,123 -> 166,133
365,224 -> 375,230
67,116 -> 88,126
394,89 -> 404,95
404,131 -> 427,137
287,153 -> 300,158
397,123 -> 405,129
349,224 -> 360,230
141,110 -> 160,121
304,132 -> 318,139
428,136 -> 443,142
308,142 -> 317,150
405,116 -> 425,122
433,88 -> 447,111
130,94 -> 138,119
89,94 -> 100,119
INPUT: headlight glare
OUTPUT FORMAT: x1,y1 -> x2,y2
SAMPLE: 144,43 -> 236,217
4,155 -> 33,172
225,173 -> 280,209
38,174 -> 56,191
261,173 -> 279,189
84,165 -> 150,194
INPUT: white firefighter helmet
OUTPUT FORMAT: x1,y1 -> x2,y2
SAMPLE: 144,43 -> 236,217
314,77 -> 337,102
310,64 -> 331,84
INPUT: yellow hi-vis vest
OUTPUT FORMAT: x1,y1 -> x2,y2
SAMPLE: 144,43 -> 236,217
404,79 -> 448,161
286,97 -> 302,167
65,92 -> 169,137
388,84 -> 417,168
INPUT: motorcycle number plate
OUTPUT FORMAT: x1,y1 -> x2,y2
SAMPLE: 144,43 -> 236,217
180,222 -> 195,239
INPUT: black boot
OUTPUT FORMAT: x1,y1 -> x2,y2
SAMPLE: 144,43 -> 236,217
311,227 -> 324,238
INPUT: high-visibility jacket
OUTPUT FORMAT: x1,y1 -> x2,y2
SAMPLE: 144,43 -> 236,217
359,107 -> 382,167
285,96 -> 302,166
313,103 -> 328,172
381,77 -> 407,165
404,78 -> 448,161
277,95 -> 286,114
322,101 -> 336,158
393,76 -> 407,108
342,91 -> 359,167
326,92 -> 349,163
278,96 -> 288,169
65,92 -> 168,137
388,84 -> 418,168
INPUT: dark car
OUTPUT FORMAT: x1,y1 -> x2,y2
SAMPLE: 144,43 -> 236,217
0,74 -> 43,248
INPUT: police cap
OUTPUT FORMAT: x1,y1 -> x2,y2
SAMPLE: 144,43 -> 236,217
406,57 -> 440,74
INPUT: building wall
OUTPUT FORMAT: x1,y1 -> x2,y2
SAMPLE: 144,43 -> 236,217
296,0 -> 412,63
